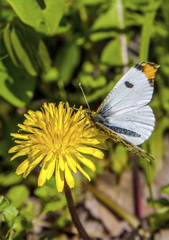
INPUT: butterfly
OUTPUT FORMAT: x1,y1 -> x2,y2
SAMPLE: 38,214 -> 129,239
81,62 -> 160,161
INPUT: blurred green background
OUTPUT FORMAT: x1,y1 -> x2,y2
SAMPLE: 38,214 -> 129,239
1,0 -> 169,239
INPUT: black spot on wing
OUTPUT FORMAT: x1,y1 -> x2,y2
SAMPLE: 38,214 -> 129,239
125,81 -> 134,88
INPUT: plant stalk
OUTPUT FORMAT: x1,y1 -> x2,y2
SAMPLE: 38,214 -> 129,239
64,180 -> 91,240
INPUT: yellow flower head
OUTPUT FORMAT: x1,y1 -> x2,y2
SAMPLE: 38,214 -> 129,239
9,102 -> 107,192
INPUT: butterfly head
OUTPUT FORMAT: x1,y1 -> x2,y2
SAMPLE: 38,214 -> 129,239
82,109 -> 97,124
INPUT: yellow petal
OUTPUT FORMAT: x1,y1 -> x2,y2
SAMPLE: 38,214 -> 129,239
23,164 -> 36,178
9,145 -> 25,153
65,153 -> 77,173
10,133 -> 29,140
65,162 -> 74,188
16,159 -> 29,175
77,146 -> 104,159
76,163 -> 91,181
75,152 -> 96,171
10,147 -> 31,161
59,155 -> 65,171
56,162 -> 64,192
46,157 -> 56,180
38,162 -> 48,186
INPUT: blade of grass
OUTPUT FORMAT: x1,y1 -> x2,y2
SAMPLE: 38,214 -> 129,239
139,0 -> 162,62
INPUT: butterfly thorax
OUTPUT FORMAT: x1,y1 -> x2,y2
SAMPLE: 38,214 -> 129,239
84,109 -> 107,129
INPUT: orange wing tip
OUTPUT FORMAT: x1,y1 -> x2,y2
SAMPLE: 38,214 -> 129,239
134,62 -> 160,86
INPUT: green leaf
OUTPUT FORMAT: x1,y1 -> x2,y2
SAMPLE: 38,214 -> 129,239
6,0 -> 44,28
0,172 -> 22,187
161,184 -> 169,195
89,1 -> 119,41
56,42 -> 80,84
90,1 -> 119,30
86,73 -> 122,103
1,206 -> 18,222
34,185 -> 58,198
101,37 -> 123,66
13,216 -> 32,232
11,24 -> 38,76
147,208 -> 169,231
7,185 -> 30,208
0,58 -> 36,107
0,196 -> 10,211
18,23 -> 51,74
44,198 -> 67,212
42,67 -> 59,82
42,0 -> 65,34
3,23 -> 21,67
148,198 -> 169,208
79,74 -> 106,88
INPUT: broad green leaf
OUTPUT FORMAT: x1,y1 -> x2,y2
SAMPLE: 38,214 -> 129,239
3,23 -> 21,67
79,0 -> 108,5
6,0 -> 64,34
101,37 -> 123,66
56,43 -> 80,84
89,1 -> 119,41
20,209 -> 34,221
91,1 -> 119,30
42,67 -> 59,82
7,185 -> 30,208
44,199 -> 66,212
0,196 -> 10,211
79,74 -> 106,88
161,185 -> 169,195
89,30 -> 117,42
6,0 -> 44,28
19,23 -> 51,74
0,172 -> 22,187
42,0 -> 65,34
0,58 -> 36,107
34,185 -> 58,198
87,74 -> 122,103
1,206 -> 18,222
11,25 -> 38,76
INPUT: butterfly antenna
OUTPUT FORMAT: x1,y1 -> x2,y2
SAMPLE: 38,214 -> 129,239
79,83 -> 91,110
70,107 -> 79,111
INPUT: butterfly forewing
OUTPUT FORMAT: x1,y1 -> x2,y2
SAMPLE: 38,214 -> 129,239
97,63 -> 159,117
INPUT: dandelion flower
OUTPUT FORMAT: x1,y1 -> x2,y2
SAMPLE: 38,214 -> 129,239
9,102 -> 107,192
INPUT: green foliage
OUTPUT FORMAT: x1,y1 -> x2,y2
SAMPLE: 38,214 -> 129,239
7,185 -> 30,208
0,196 -> 10,211
1,0 -> 169,239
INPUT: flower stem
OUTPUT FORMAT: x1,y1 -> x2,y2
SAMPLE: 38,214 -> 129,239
64,180 -> 91,240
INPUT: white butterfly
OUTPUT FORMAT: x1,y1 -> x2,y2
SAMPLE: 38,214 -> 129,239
82,62 -> 160,161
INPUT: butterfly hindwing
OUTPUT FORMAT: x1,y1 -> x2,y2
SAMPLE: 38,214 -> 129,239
95,121 -> 154,161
